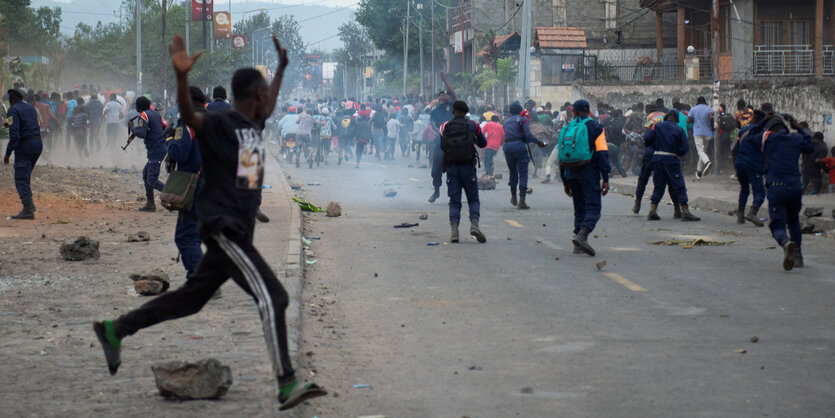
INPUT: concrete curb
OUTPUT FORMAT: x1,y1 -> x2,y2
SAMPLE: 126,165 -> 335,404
610,179 -> 835,231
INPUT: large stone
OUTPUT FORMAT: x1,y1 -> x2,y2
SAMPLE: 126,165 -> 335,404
478,175 -> 497,190
128,231 -> 151,242
151,358 -> 233,400
803,207 -> 823,218
326,201 -> 342,217
130,269 -> 170,295
60,237 -> 100,261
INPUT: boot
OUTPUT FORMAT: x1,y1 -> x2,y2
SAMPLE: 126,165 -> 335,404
138,193 -> 156,212
794,247 -> 804,268
573,244 -> 583,254
744,206 -> 764,227
673,203 -> 682,220
781,240 -> 797,271
679,203 -> 701,222
510,188 -> 517,206
571,227 -> 596,256
647,203 -> 660,221
469,218 -> 486,243
11,203 -> 35,220
428,188 -> 440,203
517,193 -> 529,210
255,209 -> 270,223
632,198 -> 641,214
736,206 -> 745,224
450,222 -> 460,243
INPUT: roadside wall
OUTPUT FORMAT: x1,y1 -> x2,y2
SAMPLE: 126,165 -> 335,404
572,79 -> 835,148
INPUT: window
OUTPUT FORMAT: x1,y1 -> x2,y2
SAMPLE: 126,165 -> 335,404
541,54 -> 583,85
760,21 -> 782,46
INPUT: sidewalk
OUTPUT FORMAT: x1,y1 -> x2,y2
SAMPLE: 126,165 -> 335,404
609,172 -> 835,231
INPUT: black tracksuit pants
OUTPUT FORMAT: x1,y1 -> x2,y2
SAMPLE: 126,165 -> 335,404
113,233 -> 295,382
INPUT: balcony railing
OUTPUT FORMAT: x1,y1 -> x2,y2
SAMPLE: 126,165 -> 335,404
824,45 -> 834,76
754,45 -> 814,76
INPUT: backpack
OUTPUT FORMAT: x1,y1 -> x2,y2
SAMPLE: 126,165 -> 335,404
340,117 -> 351,129
558,117 -> 593,169
441,118 -> 476,165
719,113 -> 736,132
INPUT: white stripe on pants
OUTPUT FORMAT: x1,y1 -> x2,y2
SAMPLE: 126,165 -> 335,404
694,135 -> 711,172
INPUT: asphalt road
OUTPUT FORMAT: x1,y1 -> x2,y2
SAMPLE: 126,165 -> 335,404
283,149 -> 835,418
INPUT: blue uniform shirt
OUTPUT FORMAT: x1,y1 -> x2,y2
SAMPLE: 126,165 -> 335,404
206,100 -> 231,112
167,120 -> 202,173
502,114 -> 539,153
735,123 -> 764,173
643,120 -> 689,162
131,109 -> 168,160
561,117 -> 611,183
762,128 -> 814,188
5,101 -> 42,158
429,102 -> 453,130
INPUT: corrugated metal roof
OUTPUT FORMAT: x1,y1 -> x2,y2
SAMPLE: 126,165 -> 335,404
535,27 -> 587,49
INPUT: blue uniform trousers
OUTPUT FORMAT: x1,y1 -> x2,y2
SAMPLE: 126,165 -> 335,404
14,150 -> 42,206
735,163 -> 765,209
431,140 -> 444,190
504,147 -> 529,192
175,207 -> 203,278
767,186 -> 803,247
567,176 -> 602,234
143,159 -> 165,196
650,160 -> 688,205
446,163 -> 480,224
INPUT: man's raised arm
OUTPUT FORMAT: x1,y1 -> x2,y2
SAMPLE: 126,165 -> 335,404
439,71 -> 457,102
265,34 -> 290,117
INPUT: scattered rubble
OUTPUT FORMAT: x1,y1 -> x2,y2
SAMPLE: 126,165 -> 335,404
803,207 -> 823,217
59,237 -> 100,261
383,189 -> 397,197
477,175 -> 497,190
130,269 -> 170,295
127,231 -> 150,242
596,260 -> 607,270
151,358 -> 233,400
326,201 -> 342,217
393,223 -> 419,228
418,213 -> 429,220
649,238 -> 735,247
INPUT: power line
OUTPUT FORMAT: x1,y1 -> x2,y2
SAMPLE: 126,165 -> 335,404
296,4 -> 357,23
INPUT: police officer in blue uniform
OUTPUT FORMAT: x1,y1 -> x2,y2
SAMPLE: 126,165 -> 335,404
643,109 -> 700,222
559,100 -> 610,256
428,72 -> 457,203
4,89 -> 43,220
734,110 -> 766,226
760,115 -> 814,270
131,96 -> 168,212
503,101 -> 545,209
206,86 -> 231,112
440,100 -> 488,244
166,86 -> 205,278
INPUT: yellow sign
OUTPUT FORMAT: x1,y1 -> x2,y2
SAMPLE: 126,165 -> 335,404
213,12 -> 231,39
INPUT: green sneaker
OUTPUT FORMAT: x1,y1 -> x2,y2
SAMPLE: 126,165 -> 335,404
278,381 -> 327,411
93,320 -> 122,375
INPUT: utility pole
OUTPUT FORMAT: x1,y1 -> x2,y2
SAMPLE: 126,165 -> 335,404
712,0 -> 720,166
517,0 -> 532,100
202,0 -> 207,50
417,2 -> 424,98
403,0 -> 410,96
430,0 -> 435,94
185,0 -> 189,55
162,0 -> 168,103
136,0 -> 142,95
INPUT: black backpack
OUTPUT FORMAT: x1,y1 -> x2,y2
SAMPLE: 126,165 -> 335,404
719,113 -> 736,131
441,117 -> 476,165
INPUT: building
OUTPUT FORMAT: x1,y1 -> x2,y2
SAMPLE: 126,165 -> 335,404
640,0 -> 835,79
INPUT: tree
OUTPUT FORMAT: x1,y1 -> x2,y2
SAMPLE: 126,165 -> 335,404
475,57 -> 516,109
334,21 -> 370,99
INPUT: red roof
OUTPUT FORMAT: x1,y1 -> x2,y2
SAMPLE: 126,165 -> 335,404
535,27 -> 587,49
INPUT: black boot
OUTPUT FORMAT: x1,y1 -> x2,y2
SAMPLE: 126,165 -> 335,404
510,188 -> 517,206
781,240 -> 797,271
794,247 -> 804,268
428,188 -> 440,203
647,203 -> 660,221
673,203 -> 682,220
450,222 -> 460,243
680,203 -> 701,222
744,206 -> 764,227
736,206 -> 745,224
517,193 -> 529,210
11,203 -> 35,220
632,198 -> 641,214
573,244 -> 583,254
255,209 -> 270,223
571,227 -> 596,256
138,192 -> 156,212
469,218 -> 486,243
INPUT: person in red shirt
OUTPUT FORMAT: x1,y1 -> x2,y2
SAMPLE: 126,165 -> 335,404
817,146 -> 835,193
482,115 -> 504,176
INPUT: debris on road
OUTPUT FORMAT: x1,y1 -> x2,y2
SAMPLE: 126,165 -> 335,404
477,175 -> 497,190
306,236 -> 321,240
127,231 -> 150,242
130,269 -> 170,295
326,201 -> 342,217
290,183 -> 302,191
596,260 -> 607,270
394,222 -> 419,228
418,213 -> 429,220
292,198 -> 324,212
305,258 -> 318,265
262,184 -> 273,190
803,207 -> 823,217
353,384 -> 373,389
427,242 -> 440,246
750,336 -> 760,343
384,189 -> 397,197
734,349 -> 747,354
526,187 -> 533,194
468,366 -> 483,371
494,173 -> 503,179
520,387 -> 534,394
59,237 -> 100,261
307,182 -> 321,186
800,222 -> 819,234
151,358 -> 233,400
649,238 -> 735,247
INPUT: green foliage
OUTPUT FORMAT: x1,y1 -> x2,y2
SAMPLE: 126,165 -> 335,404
0,0 -> 63,56
355,0 -> 439,71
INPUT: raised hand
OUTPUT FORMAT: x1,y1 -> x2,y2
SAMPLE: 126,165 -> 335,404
169,35 -> 202,75
273,34 -> 289,71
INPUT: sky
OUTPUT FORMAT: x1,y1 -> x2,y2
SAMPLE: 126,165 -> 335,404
31,0 -> 358,51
